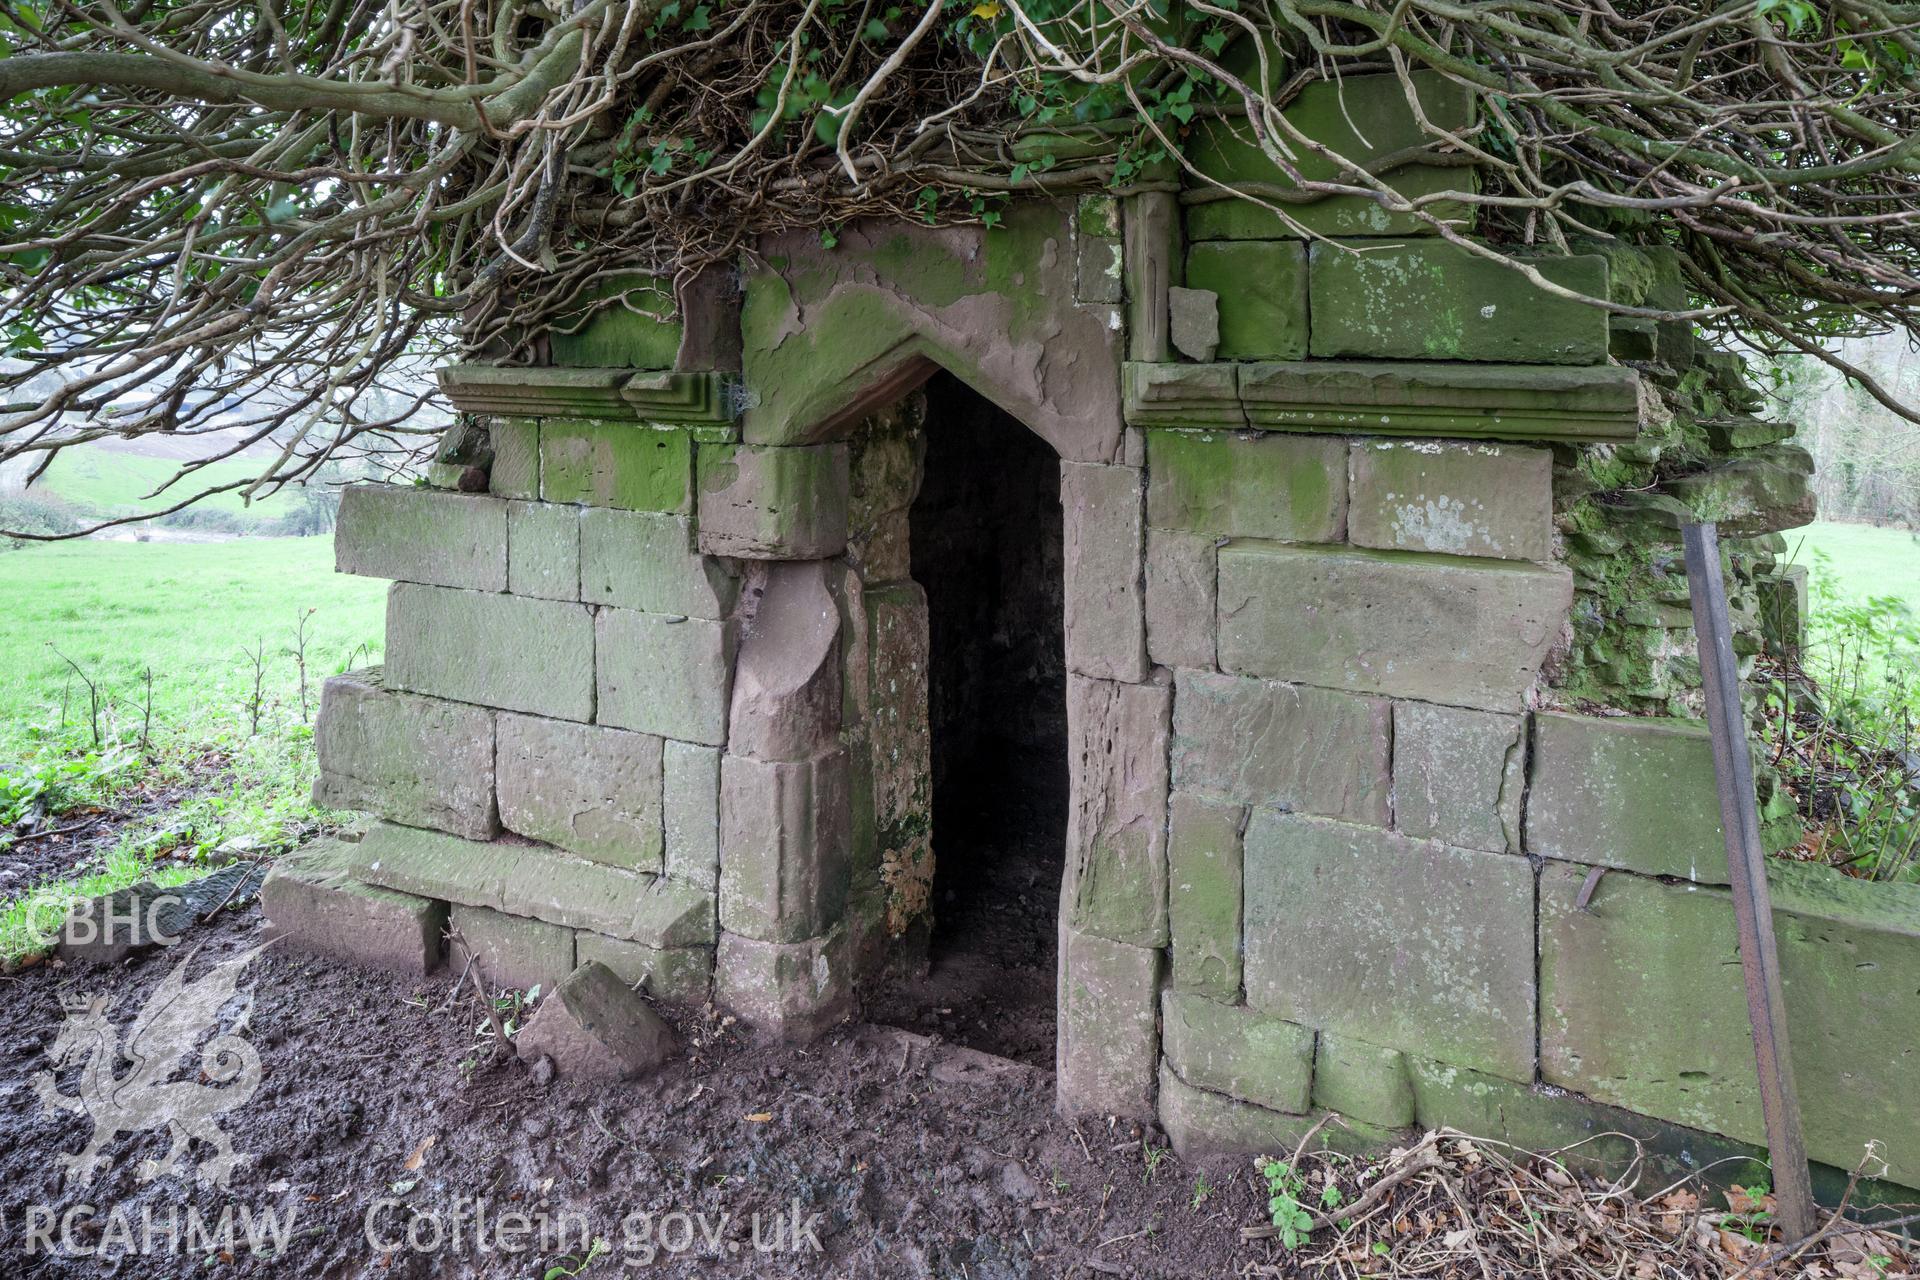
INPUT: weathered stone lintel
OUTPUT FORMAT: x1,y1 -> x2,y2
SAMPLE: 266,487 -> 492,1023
1124,360 -> 1641,443
438,364 -> 738,431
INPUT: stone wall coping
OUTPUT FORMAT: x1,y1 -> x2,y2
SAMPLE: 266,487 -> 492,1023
438,363 -> 738,433
1125,359 -> 1642,442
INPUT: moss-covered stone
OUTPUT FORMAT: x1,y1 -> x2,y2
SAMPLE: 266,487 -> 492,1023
540,420 -> 691,512
1313,1032 -> 1414,1129
695,442 -> 849,559
1184,241 -> 1308,359
1144,430 -> 1345,540
547,274 -> 682,370
1309,242 -> 1609,365
1162,991 -> 1314,1113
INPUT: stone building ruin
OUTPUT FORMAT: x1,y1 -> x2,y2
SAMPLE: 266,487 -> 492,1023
264,75 -> 1920,1194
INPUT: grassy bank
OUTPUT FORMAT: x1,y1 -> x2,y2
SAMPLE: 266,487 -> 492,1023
0,537 -> 385,960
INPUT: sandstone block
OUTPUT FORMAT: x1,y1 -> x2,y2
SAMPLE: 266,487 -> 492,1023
864,583 -> 933,935
1061,462 -> 1148,683
696,443 -> 849,559
718,749 -> 851,943
384,584 -> 595,722
1216,543 -> 1572,712
312,671 -> 498,841
488,418 -> 540,500
715,927 -> 851,1041
1313,1032 -> 1414,1129
1167,792 -> 1243,999
1391,701 -> 1524,853
580,508 -> 738,619
515,961 -> 679,1080
1157,1064 -> 1318,1158
1171,670 -> 1390,825
1162,991 -> 1313,1114
1348,440 -> 1552,561
663,740 -> 722,893
451,905 -> 575,992
1145,528 -> 1216,670
1185,241 -> 1308,360
1244,812 -> 1536,1081
352,822 -> 713,948
335,485 -> 506,591
1309,241 -> 1609,365
1168,286 -> 1220,362
575,932 -> 713,1004
1538,860 -> 1920,1185
1145,431 -> 1346,541
1056,925 -> 1161,1120
496,713 -> 663,871
1525,712 -> 1727,881
1064,675 -> 1170,947
541,420 -> 691,512
595,608 -> 737,746
729,561 -> 842,761
506,501 -> 580,600
262,841 -> 445,974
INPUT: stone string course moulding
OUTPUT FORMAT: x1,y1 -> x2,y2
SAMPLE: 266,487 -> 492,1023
266,181 -> 1907,1198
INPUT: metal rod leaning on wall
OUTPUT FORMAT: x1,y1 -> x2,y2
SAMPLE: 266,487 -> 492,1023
1681,520 -> 1817,1240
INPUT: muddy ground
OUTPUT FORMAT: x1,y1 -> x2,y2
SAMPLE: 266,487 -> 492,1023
0,899 -> 1288,1279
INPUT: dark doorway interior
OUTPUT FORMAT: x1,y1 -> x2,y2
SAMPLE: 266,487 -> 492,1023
868,371 -> 1067,1065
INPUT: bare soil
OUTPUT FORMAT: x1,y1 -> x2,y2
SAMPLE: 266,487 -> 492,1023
0,901 -> 1274,1279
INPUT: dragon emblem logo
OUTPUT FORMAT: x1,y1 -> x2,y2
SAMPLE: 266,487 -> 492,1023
34,946 -> 265,1188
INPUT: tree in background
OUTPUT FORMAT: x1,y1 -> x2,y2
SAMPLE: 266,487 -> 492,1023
1776,335 -> 1920,527
4,0 -> 1920,534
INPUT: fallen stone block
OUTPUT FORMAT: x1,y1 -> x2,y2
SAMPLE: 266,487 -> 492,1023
312,670 -> 498,841
575,933 -> 713,1004
496,713 -> 663,872
335,485 -> 507,592
515,962 -> 679,1081
262,842 -> 444,974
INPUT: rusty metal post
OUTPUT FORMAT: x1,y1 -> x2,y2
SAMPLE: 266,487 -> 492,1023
1682,521 -> 1817,1240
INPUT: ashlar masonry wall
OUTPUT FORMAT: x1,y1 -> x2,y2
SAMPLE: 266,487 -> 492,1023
264,75 -> 1920,1195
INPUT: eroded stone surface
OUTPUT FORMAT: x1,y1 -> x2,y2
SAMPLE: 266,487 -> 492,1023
1145,431 -> 1346,541
1162,991 -> 1313,1114
450,904 -> 575,992
1057,924 -> 1161,1119
1216,543 -> 1572,711
1063,675 -> 1170,947
384,584 -> 595,722
1243,812 -> 1536,1081
1348,440 -> 1552,561
581,508 -> 737,618
541,421 -> 691,512
663,740 -> 721,894
596,609 -> 737,746
263,841 -> 445,974
1391,701 -> 1524,854
1166,792 -> 1243,999
496,713 -> 664,872
575,933 -> 713,1004
1145,528 -> 1216,670
336,485 -> 506,592
718,749 -> 851,944
313,671 -> 498,841
715,927 -> 852,1041
729,561 -> 842,761
1313,1032 -> 1415,1129
696,443 -> 849,559
506,501 -> 581,600
1061,463 -> 1148,682
1171,671 -> 1390,825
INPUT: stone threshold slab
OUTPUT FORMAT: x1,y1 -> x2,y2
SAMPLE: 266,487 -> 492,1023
350,820 -> 714,949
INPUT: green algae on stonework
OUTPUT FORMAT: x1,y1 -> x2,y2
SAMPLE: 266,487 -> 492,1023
541,420 -> 691,512
547,273 -> 682,370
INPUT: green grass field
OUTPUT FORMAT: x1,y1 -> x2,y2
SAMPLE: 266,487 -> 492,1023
0,537 -> 386,742
34,446 -> 315,528
1789,520 -> 1920,614
0,537 -> 385,960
